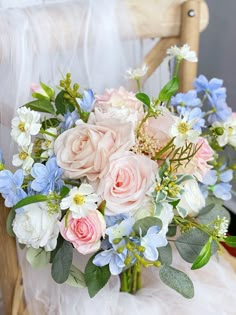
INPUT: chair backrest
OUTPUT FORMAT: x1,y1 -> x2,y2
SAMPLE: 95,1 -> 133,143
0,1 -> 208,314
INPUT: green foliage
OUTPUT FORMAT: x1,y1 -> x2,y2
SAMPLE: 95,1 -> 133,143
26,248 -> 51,268
41,118 -> 60,130
175,228 -> 218,263
66,265 -> 86,288
197,198 -> 230,225
136,93 -> 151,108
158,76 -> 179,102
158,243 -> 172,265
40,81 -> 55,99
84,254 -> 111,298
159,265 -> 194,299
191,237 -> 212,270
24,99 -> 55,114
51,240 -> 73,284
13,195 -> 49,210
55,90 -> 75,115
167,224 -> 177,237
6,207 -> 16,237
133,217 -> 162,236
60,186 -> 70,198
225,236 -> 236,248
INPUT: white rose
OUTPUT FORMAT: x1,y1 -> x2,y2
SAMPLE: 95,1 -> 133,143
13,202 -> 60,251
178,179 -> 205,216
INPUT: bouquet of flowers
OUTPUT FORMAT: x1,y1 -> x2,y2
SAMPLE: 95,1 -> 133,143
0,44 -> 236,299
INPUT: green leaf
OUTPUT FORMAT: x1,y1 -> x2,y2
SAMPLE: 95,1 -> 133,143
41,118 -> 60,130
159,265 -> 194,299
198,203 -> 230,225
167,224 -> 177,237
32,92 -> 49,100
51,240 -> 73,284
84,254 -> 111,298
175,229 -> 218,263
60,186 -> 70,198
40,81 -> 55,99
198,203 -> 215,216
133,216 -> 162,236
24,99 -> 55,114
55,90 -> 74,115
159,76 -> 179,102
66,265 -> 86,288
225,236 -> 236,248
191,237 -> 212,270
158,243 -> 172,265
26,248 -> 51,269
6,207 -> 16,237
13,195 -> 49,210
136,93 -> 150,108
176,206 -> 188,218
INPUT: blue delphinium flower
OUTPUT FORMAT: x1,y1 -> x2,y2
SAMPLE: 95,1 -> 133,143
178,107 -> 205,132
60,109 -> 80,131
194,75 -> 226,99
106,217 -> 135,244
171,90 -> 201,108
207,93 -> 232,124
0,169 -> 27,207
31,157 -> 64,194
201,167 -> 233,200
77,89 -> 95,112
93,248 -> 126,275
140,226 -> 167,261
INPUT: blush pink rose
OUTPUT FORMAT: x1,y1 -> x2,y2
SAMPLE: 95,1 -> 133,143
60,210 -> 106,255
97,151 -> 158,215
54,119 -> 135,181
176,137 -> 214,181
144,108 -> 177,148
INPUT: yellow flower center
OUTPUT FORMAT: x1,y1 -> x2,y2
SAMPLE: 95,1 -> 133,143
228,126 -> 234,136
73,194 -> 85,205
177,122 -> 190,134
19,152 -> 28,160
18,122 -> 25,132
44,140 -> 52,148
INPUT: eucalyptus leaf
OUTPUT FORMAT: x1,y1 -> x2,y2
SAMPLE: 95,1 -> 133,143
6,207 -> 16,237
133,216 -> 162,236
13,195 -> 49,210
51,240 -> 73,284
191,237 -> 212,270
24,99 -> 55,114
198,204 -> 230,225
66,265 -> 86,288
159,76 -> 179,102
175,229 -> 218,263
158,243 -> 172,265
85,254 -> 111,298
176,206 -> 188,218
225,236 -> 236,248
167,224 -> 177,237
26,248 -> 51,269
159,265 -> 194,299
136,93 -> 150,108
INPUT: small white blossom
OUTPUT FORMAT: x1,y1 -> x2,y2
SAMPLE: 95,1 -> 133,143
41,127 -> 57,159
125,64 -> 148,80
11,107 -> 41,146
213,115 -> 236,148
214,216 -> 229,238
167,44 -> 198,62
12,144 -> 34,175
171,115 -> 200,147
60,184 -> 99,218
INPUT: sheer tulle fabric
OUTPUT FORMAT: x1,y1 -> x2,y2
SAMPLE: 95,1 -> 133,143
1,0 -> 236,314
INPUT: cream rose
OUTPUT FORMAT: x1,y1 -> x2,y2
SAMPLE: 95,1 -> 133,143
60,210 -> 106,255
97,151 -> 158,215
54,119 -> 135,181
13,202 -> 60,251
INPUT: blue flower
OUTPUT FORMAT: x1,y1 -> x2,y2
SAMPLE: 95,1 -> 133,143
171,90 -> 201,108
178,107 -> 205,132
31,157 -> 64,194
106,217 -> 135,245
60,109 -> 80,131
194,75 -> 226,98
140,226 -> 167,261
207,93 -> 232,124
0,169 -> 27,207
213,182 -> 232,200
77,89 -> 95,112
93,248 -> 126,275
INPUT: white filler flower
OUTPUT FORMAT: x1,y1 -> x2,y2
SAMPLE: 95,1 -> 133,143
12,144 -> 34,175
41,127 -> 57,159
11,106 -> 41,146
60,184 -> 99,218
125,64 -> 148,80
167,44 -> 198,62
13,202 -> 60,251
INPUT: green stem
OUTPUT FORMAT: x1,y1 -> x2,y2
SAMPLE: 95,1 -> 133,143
136,79 -> 141,92
136,263 -> 142,291
131,264 -> 138,294
120,270 -> 129,292
154,138 -> 175,160
40,129 -> 57,138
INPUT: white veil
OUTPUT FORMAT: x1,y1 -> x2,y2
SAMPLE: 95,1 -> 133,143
1,1 -> 236,314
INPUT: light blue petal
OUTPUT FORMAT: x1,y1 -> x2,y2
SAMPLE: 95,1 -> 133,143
220,170 -> 233,183
144,246 -> 158,261
93,249 -> 113,266
213,183 -> 232,200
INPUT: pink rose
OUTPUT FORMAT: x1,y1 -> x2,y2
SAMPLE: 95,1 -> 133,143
60,210 -> 106,255
144,108 -> 176,148
176,137 -> 214,181
97,151 -> 158,215
54,119 -> 135,181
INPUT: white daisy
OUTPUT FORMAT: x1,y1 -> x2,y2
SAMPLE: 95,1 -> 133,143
171,115 -> 200,148
41,127 -> 57,159
12,144 -> 34,175
11,107 -> 41,146
125,64 -> 148,80
60,184 -> 99,218
167,44 -> 198,62
213,115 -> 236,148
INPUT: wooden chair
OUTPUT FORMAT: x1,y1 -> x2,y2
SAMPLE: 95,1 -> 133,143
0,1 -> 210,314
